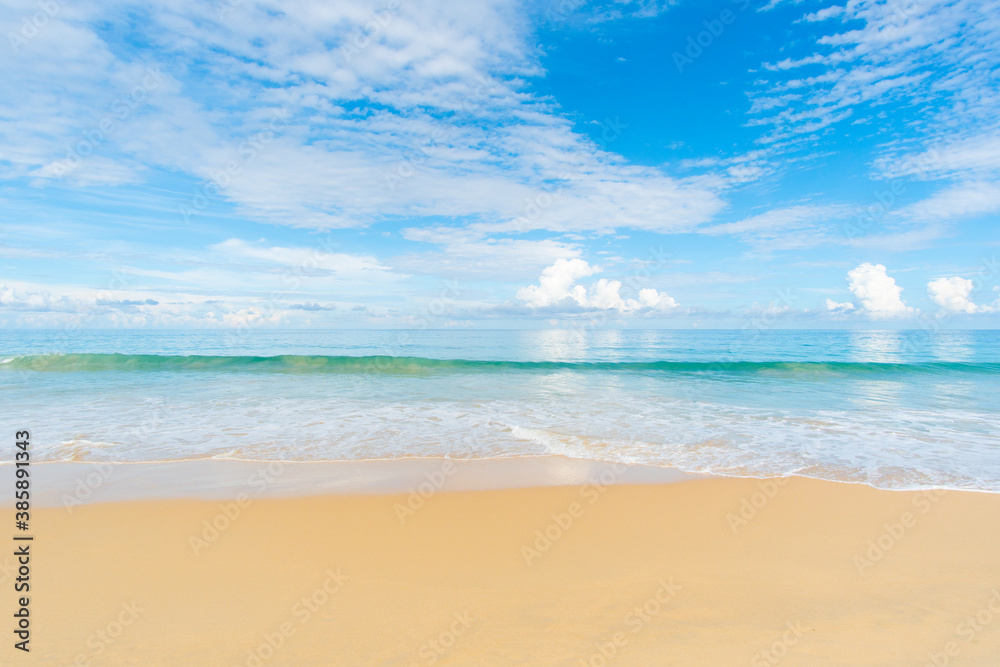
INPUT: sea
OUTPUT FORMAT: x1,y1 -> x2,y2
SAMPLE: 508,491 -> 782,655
1,328 -> 998,492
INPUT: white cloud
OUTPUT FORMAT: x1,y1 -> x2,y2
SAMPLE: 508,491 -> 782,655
846,263 -> 916,319
397,226 -> 581,279
0,0 -> 725,234
701,205 -> 838,234
219,306 -> 287,328
825,298 -> 855,313
876,134 -> 1000,181
588,278 -> 630,310
516,259 -> 677,312
927,276 -> 993,313
515,258 -> 596,308
845,224 -> 949,252
748,0 -> 1000,147
0,271 -> 381,327
759,0 -> 803,11
212,238 -> 400,280
744,302 -> 795,318
894,182 -> 1000,223
638,287 -> 678,310
0,283 -> 82,312
802,6 -> 844,22
697,204 -> 845,249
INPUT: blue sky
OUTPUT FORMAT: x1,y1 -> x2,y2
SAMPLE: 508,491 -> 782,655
1,0 -> 999,328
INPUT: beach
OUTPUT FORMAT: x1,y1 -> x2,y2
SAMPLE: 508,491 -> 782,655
6,457 -> 1000,666
4,0 -> 999,660
3,330 -> 1000,664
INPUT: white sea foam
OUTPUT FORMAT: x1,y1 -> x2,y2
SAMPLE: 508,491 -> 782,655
1,388 -> 996,492
2,329 -> 998,492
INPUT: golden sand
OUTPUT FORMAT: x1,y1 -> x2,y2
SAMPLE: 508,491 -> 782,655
6,468 -> 1000,665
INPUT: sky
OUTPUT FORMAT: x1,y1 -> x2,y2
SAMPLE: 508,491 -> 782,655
1,0 -> 999,329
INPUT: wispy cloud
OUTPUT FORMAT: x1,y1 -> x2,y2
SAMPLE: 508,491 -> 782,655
893,182 -> 1000,224
1,0 -> 723,234
697,204 -> 845,248
748,0 -> 1000,149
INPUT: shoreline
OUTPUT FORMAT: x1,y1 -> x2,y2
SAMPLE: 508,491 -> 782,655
3,456 -> 706,508
3,455 -> 996,511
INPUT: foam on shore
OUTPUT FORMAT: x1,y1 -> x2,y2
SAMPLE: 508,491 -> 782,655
0,456 -> 702,508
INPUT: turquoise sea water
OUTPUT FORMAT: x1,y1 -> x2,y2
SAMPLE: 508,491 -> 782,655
1,329 -> 998,491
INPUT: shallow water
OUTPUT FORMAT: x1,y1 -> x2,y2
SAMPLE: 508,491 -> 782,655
2,329 -> 998,491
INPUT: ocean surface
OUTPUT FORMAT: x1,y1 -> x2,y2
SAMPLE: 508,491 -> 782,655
1,329 -> 998,492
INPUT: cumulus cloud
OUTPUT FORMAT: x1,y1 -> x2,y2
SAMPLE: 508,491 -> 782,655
638,288 -> 678,310
825,299 -> 855,313
927,276 -> 993,313
516,259 -> 677,313
515,258 -> 596,308
846,263 -> 916,319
